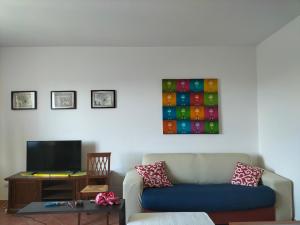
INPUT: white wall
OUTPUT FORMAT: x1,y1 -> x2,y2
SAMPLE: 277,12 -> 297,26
257,16 -> 300,219
0,46 -> 258,199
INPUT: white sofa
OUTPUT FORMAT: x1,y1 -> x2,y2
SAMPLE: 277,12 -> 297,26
123,153 -> 293,223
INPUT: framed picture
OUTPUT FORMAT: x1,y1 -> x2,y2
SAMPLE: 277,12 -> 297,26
11,91 -> 37,110
51,91 -> 76,109
91,90 -> 116,108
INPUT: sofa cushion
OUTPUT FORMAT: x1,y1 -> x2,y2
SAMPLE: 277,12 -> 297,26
142,153 -> 252,184
141,184 -> 275,212
195,154 -> 252,184
143,154 -> 198,184
231,162 -> 264,187
135,161 -> 172,188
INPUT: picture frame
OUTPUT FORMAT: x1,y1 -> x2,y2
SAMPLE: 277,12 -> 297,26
91,90 -> 116,108
11,91 -> 37,110
51,91 -> 77,109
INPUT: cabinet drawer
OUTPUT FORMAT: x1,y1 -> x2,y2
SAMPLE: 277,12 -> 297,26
11,180 -> 41,209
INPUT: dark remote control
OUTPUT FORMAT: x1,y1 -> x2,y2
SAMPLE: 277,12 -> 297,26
75,200 -> 83,207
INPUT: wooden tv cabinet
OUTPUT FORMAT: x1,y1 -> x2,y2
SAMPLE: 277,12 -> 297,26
5,172 -> 87,213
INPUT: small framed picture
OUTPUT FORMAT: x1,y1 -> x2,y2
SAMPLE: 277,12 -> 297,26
11,91 -> 37,110
51,91 -> 76,109
91,90 -> 116,108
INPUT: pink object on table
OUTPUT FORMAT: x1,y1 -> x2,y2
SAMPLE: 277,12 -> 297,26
95,192 -> 120,206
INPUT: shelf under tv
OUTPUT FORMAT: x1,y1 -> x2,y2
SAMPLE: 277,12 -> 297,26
42,192 -> 73,201
41,180 -> 74,201
43,183 -> 73,191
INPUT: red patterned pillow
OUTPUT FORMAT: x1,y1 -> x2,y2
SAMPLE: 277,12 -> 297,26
135,161 -> 173,188
231,162 -> 264,187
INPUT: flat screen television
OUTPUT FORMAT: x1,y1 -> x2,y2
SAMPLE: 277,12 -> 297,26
27,140 -> 82,172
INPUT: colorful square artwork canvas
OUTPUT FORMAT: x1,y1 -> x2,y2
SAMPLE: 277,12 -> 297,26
162,79 -> 219,134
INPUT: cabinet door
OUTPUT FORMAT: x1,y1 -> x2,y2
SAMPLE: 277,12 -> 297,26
12,180 -> 41,209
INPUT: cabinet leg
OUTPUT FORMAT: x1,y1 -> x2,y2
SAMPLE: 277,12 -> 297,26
106,212 -> 109,225
119,203 -> 125,225
78,213 -> 81,225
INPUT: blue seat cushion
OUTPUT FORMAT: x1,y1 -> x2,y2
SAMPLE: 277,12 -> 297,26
141,184 -> 275,212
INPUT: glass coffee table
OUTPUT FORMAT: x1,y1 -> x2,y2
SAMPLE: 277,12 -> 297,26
17,199 -> 125,225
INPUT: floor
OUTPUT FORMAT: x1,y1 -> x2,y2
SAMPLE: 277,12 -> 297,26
0,201 -> 119,225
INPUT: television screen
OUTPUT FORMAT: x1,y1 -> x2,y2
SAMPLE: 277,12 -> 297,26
27,140 -> 82,172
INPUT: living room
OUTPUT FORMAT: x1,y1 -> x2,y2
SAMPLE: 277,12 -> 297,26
0,1 -> 300,225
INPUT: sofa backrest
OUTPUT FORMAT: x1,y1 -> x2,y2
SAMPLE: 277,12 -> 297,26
142,153 -> 253,184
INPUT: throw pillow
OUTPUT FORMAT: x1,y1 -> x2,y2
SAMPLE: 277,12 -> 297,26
231,162 -> 264,187
135,161 -> 173,188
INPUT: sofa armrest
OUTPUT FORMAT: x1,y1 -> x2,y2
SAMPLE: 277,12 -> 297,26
261,170 -> 293,221
123,169 -> 143,222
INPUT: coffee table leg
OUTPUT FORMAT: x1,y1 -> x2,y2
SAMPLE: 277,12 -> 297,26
119,202 -> 125,225
78,212 -> 81,225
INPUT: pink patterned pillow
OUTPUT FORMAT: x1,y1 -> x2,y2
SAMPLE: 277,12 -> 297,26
231,162 -> 264,187
135,161 -> 173,188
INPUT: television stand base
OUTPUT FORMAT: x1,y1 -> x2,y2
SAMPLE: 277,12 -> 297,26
5,172 -> 87,213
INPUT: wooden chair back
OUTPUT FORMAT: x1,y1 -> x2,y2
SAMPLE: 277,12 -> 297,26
86,152 -> 111,183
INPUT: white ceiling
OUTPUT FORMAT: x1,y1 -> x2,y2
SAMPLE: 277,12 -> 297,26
0,0 -> 300,47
